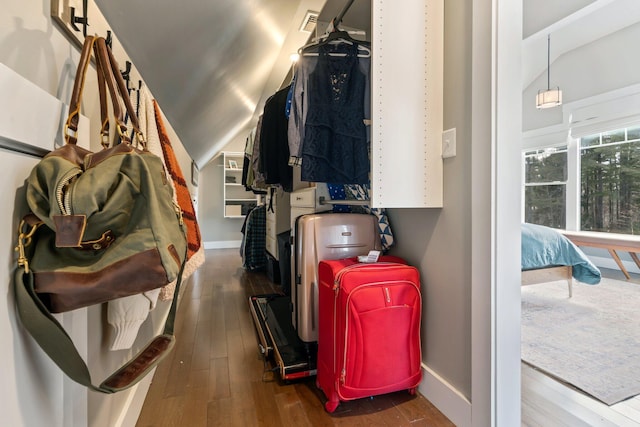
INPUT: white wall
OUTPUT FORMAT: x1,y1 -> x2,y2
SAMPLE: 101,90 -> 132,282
0,1 -> 195,426
523,21 -> 640,132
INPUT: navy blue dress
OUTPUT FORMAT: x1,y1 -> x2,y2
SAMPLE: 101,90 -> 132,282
301,43 -> 369,184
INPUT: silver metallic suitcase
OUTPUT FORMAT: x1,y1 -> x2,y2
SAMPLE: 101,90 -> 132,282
291,213 -> 381,342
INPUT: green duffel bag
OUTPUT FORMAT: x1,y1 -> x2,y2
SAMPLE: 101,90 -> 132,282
14,36 -> 186,393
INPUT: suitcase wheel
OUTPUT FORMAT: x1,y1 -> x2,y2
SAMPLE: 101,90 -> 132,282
408,387 -> 417,395
324,400 -> 339,413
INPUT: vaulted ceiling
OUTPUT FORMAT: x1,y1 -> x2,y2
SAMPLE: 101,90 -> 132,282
94,0 -> 639,167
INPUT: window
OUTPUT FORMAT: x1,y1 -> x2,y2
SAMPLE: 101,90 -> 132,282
523,125 -> 640,235
580,126 -> 640,234
523,146 -> 567,229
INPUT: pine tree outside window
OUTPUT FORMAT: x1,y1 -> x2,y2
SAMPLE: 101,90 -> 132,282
580,126 -> 640,234
523,146 -> 568,229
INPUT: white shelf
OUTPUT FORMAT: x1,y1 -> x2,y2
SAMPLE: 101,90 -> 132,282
222,151 -> 259,218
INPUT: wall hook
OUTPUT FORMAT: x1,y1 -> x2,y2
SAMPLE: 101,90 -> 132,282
121,61 -> 132,90
105,30 -> 113,49
69,0 -> 89,38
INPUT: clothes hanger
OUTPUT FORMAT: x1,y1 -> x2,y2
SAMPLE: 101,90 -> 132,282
299,20 -> 370,58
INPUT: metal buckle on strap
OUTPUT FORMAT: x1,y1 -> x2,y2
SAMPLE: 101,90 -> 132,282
15,219 -> 41,273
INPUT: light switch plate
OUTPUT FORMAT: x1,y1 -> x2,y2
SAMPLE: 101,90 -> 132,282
442,128 -> 456,158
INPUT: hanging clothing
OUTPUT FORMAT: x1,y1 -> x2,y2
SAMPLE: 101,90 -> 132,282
288,43 -> 371,166
240,204 -> 267,272
344,184 -> 395,252
250,115 -> 267,192
300,43 -> 369,184
106,85 -> 163,351
153,99 -> 205,300
259,85 -> 293,191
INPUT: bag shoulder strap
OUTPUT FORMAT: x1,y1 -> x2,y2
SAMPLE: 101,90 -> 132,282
13,226 -> 186,393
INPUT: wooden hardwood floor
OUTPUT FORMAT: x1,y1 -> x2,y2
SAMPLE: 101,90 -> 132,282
136,249 -> 454,426
137,250 -> 640,426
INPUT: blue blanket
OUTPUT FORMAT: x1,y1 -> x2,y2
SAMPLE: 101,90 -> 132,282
522,223 -> 601,284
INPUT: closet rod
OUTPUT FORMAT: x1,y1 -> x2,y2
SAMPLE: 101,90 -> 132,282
334,0 -> 356,27
318,196 -> 370,206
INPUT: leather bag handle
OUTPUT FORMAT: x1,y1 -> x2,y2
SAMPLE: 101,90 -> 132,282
65,35 -> 96,145
94,37 -> 146,148
94,38 -> 111,147
65,36 -> 146,148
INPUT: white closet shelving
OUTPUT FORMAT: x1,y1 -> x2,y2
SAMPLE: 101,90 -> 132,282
222,151 -> 258,218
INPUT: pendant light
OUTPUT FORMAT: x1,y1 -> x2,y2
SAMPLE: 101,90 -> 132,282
536,34 -> 562,109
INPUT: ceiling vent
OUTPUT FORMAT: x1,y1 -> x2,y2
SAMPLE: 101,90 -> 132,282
299,11 -> 319,33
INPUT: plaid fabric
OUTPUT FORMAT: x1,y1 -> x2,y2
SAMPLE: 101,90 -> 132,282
242,205 -> 267,272
153,100 -> 203,259
288,156 -> 303,167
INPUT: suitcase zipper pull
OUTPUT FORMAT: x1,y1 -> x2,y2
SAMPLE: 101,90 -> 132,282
340,369 -> 346,384
384,287 -> 391,303
333,279 -> 340,292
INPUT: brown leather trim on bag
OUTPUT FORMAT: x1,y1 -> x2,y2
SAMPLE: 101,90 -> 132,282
53,215 -> 87,247
23,213 -> 43,227
94,39 -> 110,147
44,144 -> 92,166
77,230 -> 115,251
34,248 -> 170,313
84,143 -> 134,169
168,244 -> 181,267
103,41 -> 142,137
67,36 -> 96,136
101,335 -> 175,392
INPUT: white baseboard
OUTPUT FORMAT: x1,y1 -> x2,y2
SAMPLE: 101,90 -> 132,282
419,363 -> 471,427
204,240 -> 242,249
589,254 -> 640,275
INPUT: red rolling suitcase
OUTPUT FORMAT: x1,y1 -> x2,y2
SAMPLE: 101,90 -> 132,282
316,257 -> 422,413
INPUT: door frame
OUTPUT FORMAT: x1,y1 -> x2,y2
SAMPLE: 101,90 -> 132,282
471,0 -> 522,425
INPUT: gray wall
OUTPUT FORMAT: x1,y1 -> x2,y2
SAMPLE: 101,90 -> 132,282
198,134 -> 249,246
387,0 -> 472,398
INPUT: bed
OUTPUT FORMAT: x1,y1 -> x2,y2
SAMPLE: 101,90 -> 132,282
521,223 -> 601,296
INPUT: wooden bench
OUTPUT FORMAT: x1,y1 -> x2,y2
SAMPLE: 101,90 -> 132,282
559,230 -> 640,280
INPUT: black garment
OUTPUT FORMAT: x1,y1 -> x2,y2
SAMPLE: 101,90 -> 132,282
259,85 -> 293,192
242,136 -> 250,188
301,43 -> 369,184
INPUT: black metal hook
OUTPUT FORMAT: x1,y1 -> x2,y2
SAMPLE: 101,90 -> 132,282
120,61 -> 132,91
105,30 -> 113,49
69,0 -> 89,38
